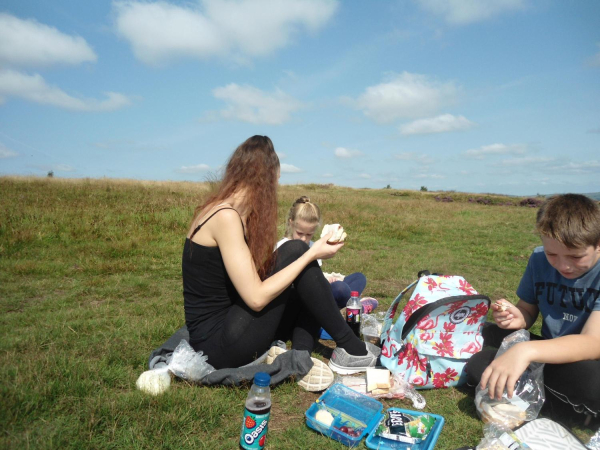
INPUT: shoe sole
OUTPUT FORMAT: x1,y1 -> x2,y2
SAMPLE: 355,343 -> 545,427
328,359 -> 374,375
265,346 -> 287,364
298,358 -> 334,392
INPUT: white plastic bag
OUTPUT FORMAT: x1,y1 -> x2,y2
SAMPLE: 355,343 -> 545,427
475,330 -> 545,429
334,370 -> 426,409
361,312 -> 385,344
168,340 -> 215,382
136,340 -> 215,395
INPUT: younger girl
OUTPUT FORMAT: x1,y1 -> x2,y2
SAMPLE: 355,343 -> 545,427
276,196 -> 376,311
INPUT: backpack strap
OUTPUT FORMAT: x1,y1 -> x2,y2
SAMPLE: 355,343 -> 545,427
380,278 -> 420,339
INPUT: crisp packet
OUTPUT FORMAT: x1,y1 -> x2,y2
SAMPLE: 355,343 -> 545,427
374,410 -> 435,444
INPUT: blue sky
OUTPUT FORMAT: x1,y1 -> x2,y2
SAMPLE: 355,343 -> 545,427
0,0 -> 599,195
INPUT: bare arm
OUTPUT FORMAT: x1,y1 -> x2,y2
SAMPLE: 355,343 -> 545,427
208,209 -> 342,311
481,309 -> 600,399
492,299 -> 538,330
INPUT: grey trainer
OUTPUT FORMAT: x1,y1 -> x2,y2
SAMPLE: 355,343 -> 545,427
328,342 -> 381,375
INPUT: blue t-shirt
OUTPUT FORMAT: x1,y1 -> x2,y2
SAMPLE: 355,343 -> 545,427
517,246 -> 600,339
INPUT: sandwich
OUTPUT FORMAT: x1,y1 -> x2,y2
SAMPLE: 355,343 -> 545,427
321,223 -> 347,244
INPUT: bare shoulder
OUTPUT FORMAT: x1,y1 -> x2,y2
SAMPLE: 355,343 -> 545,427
210,207 -> 242,224
209,208 -> 244,236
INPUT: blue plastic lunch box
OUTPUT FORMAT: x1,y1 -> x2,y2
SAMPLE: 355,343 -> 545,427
305,384 -> 445,449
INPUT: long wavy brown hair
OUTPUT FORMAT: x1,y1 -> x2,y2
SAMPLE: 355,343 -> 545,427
193,135 -> 280,279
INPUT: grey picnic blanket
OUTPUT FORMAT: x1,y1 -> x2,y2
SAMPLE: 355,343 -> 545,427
148,325 -> 314,386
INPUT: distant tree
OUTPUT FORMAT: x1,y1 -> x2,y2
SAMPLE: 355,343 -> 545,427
385,184 -> 391,189
47,170 -> 54,178
420,186 -> 428,192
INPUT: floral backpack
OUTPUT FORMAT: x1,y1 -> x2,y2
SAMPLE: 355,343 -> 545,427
380,271 -> 490,389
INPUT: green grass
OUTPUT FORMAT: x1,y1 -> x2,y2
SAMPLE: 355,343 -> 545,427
0,177 -> 594,449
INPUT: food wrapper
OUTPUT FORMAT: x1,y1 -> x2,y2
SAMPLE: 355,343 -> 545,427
374,410 -> 435,444
334,371 -> 426,409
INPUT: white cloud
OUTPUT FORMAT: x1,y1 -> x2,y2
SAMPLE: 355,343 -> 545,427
334,147 -> 362,158
557,161 -> 600,174
113,0 -> 339,65
400,114 -> 476,135
497,156 -> 554,167
588,43 -> 600,67
0,13 -> 97,68
490,157 -> 600,177
0,69 -> 132,111
54,164 -> 75,172
212,83 -> 302,124
416,0 -> 527,25
322,173 -> 334,177
276,151 -> 287,159
463,143 -> 528,159
530,159 -> 600,175
177,164 -> 210,174
394,152 -> 434,164
359,173 -> 371,179
281,163 -> 302,173
352,72 -> 458,123
414,173 -> 445,179
0,143 -> 18,158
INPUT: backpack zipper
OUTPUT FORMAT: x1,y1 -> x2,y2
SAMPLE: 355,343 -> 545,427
401,294 -> 490,340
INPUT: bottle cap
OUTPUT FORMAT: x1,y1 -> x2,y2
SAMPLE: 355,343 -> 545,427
351,291 -> 359,297
254,372 -> 271,387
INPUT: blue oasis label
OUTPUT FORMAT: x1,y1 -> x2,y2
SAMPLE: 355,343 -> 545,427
240,409 -> 270,449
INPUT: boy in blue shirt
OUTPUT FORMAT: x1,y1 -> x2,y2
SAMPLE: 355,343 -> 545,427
466,194 -> 600,422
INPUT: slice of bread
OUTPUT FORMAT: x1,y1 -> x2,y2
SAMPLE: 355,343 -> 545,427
366,368 -> 391,392
321,223 -> 347,244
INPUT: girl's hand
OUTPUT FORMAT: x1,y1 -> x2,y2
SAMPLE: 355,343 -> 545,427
492,299 -> 526,330
309,232 -> 344,261
480,343 -> 532,399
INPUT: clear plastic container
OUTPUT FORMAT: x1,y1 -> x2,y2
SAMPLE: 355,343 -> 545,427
305,385 -> 445,449
305,384 -> 382,446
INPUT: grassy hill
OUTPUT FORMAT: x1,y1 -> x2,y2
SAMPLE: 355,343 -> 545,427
0,176 -> 595,449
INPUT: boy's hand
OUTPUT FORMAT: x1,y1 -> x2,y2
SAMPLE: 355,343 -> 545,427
492,299 -> 527,330
309,232 -> 344,261
480,343 -> 532,399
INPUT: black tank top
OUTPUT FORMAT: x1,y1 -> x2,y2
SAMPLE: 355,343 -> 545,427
182,208 -> 246,346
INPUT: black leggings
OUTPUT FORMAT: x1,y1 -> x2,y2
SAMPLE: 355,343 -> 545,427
465,323 -> 600,416
198,240 -> 361,369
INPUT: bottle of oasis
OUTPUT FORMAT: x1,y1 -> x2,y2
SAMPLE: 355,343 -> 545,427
345,291 -> 362,337
240,372 -> 271,449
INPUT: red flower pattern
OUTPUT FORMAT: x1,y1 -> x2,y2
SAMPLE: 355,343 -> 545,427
402,293 -> 427,318
420,331 -> 434,341
432,367 -> 459,388
424,278 -> 438,291
446,300 -> 468,315
432,332 -> 454,357
458,279 -> 477,295
389,301 -> 399,318
443,322 -> 456,332
467,302 -> 489,325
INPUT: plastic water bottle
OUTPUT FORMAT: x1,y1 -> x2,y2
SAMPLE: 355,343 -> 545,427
240,372 -> 271,449
346,291 -> 363,337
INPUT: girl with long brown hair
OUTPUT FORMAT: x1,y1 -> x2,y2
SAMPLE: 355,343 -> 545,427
183,136 -> 378,382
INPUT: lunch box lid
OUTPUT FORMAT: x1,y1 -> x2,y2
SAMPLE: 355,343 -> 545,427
365,408 -> 445,450
305,384 -> 445,449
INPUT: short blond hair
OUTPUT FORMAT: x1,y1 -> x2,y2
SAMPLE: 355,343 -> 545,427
284,196 -> 321,238
536,194 -> 600,248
